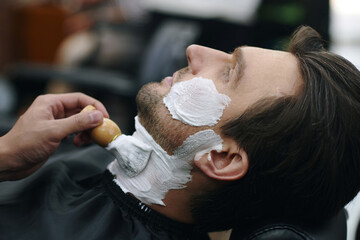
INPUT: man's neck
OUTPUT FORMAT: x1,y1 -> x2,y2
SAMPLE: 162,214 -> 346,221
148,170 -> 217,224
149,188 -> 194,224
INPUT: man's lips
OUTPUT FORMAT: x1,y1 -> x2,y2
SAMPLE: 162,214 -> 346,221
164,71 -> 179,87
164,76 -> 173,87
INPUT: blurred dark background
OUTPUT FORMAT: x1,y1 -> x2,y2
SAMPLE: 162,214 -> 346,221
0,0 -> 330,135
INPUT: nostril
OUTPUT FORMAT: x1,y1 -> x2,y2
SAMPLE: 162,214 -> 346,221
186,46 -> 194,73
186,45 -> 194,63
186,45 -> 202,75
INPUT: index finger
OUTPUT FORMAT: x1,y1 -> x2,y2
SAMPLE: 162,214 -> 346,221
53,92 -> 110,118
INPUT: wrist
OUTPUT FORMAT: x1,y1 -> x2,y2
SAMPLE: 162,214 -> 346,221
0,135 -> 18,181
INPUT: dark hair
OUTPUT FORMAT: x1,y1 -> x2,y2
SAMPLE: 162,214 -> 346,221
192,26 -> 360,231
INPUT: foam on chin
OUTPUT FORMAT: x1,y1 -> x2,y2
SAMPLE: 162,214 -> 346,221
107,117 -> 223,205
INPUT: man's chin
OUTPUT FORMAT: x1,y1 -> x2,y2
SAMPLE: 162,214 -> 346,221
136,83 -> 162,115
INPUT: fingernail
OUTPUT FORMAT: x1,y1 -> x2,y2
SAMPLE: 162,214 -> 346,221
89,111 -> 102,124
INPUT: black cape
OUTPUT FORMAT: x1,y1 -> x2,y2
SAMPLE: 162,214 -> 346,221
0,145 -> 209,240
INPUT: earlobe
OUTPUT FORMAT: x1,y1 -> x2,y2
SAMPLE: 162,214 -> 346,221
194,139 -> 249,181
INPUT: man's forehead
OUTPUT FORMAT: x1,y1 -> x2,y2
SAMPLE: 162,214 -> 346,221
240,46 -> 302,96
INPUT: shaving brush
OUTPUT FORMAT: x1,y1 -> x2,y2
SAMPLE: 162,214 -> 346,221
81,105 -> 121,147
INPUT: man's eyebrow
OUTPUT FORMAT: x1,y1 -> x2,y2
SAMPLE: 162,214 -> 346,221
231,46 -> 246,86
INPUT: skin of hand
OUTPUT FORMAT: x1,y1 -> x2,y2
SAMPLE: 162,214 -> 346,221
0,93 -> 109,181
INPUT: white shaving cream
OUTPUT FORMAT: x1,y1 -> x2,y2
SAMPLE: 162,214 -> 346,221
107,135 -> 152,178
163,77 -> 231,126
107,116 -> 223,205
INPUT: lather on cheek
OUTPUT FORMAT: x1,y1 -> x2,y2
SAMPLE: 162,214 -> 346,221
163,77 -> 231,127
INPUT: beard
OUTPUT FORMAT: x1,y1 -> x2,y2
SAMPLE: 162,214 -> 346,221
135,71 -> 209,155
136,82 -> 181,155
136,83 -> 163,122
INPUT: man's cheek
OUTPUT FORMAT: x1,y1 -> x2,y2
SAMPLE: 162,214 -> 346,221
163,77 -> 231,127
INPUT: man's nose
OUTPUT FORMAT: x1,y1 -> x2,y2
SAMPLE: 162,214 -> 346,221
186,44 -> 208,75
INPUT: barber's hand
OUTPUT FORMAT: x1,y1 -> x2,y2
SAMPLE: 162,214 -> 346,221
0,93 -> 109,181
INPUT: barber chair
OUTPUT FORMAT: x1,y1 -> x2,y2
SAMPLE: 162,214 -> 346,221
229,209 -> 347,240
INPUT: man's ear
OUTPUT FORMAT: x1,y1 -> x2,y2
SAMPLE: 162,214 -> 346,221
194,138 -> 248,181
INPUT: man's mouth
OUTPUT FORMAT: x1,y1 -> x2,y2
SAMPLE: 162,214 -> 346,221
163,68 -> 187,87
164,71 -> 177,87
164,76 -> 173,87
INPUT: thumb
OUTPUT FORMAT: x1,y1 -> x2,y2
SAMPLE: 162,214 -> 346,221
57,110 -> 104,136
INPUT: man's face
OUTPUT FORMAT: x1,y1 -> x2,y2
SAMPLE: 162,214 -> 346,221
136,45 -> 302,153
